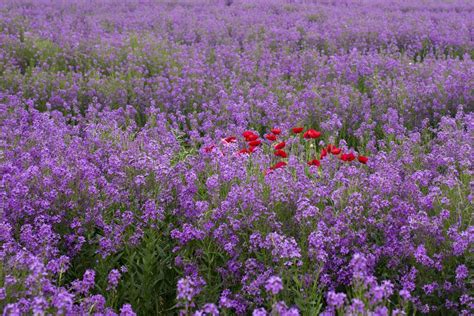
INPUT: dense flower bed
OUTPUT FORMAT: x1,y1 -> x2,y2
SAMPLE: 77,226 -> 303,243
0,0 -> 473,315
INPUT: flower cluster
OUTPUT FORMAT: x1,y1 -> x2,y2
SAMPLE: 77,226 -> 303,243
218,126 -> 369,173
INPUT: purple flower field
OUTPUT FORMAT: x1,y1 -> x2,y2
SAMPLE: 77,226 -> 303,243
0,0 -> 473,315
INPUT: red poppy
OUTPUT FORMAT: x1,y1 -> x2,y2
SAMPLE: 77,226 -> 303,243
341,153 -> 355,162
246,134 -> 259,142
274,141 -> 286,150
238,148 -> 250,154
274,149 -> 288,158
320,148 -> 327,159
248,140 -> 261,147
303,129 -> 321,139
292,127 -> 304,134
249,146 -> 257,153
225,136 -> 237,143
331,147 -> 342,155
242,130 -> 255,139
358,155 -> 368,164
271,128 -> 281,135
308,159 -> 320,167
326,144 -> 333,151
265,133 -> 277,141
270,161 -> 287,170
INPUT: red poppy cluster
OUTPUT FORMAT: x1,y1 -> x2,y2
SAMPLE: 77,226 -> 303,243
238,130 -> 264,153
217,126 -> 368,173
303,129 -> 321,139
321,144 -> 368,164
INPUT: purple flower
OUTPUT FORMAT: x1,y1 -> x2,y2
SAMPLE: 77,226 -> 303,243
455,264 -> 468,282
252,307 -> 267,316
107,269 -> 121,290
177,276 -> 206,302
171,224 -> 205,245
264,232 -> 301,265
350,253 -> 369,280
373,306 -> 389,316
206,175 -> 220,190
326,291 -> 346,308
273,301 -> 300,316
120,304 -> 136,316
265,276 -> 283,295
348,298 -> 365,314
414,244 -> 434,267
194,303 -> 219,316
423,282 -> 438,295
72,269 -> 95,294
399,290 -> 411,301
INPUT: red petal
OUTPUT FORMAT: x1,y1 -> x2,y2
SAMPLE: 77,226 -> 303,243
274,141 -> 286,150
358,155 -> 368,164
304,129 -> 321,139
271,128 -> 281,135
308,159 -> 320,167
225,136 -> 237,143
271,161 -> 287,170
320,148 -> 327,159
248,140 -> 261,147
274,150 -> 288,158
243,131 -> 255,138
246,134 -> 259,141
265,133 -> 277,141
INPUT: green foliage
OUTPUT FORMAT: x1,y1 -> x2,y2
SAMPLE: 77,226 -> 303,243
65,225 -> 178,316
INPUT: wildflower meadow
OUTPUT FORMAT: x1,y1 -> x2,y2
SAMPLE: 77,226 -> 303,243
0,0 -> 472,315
